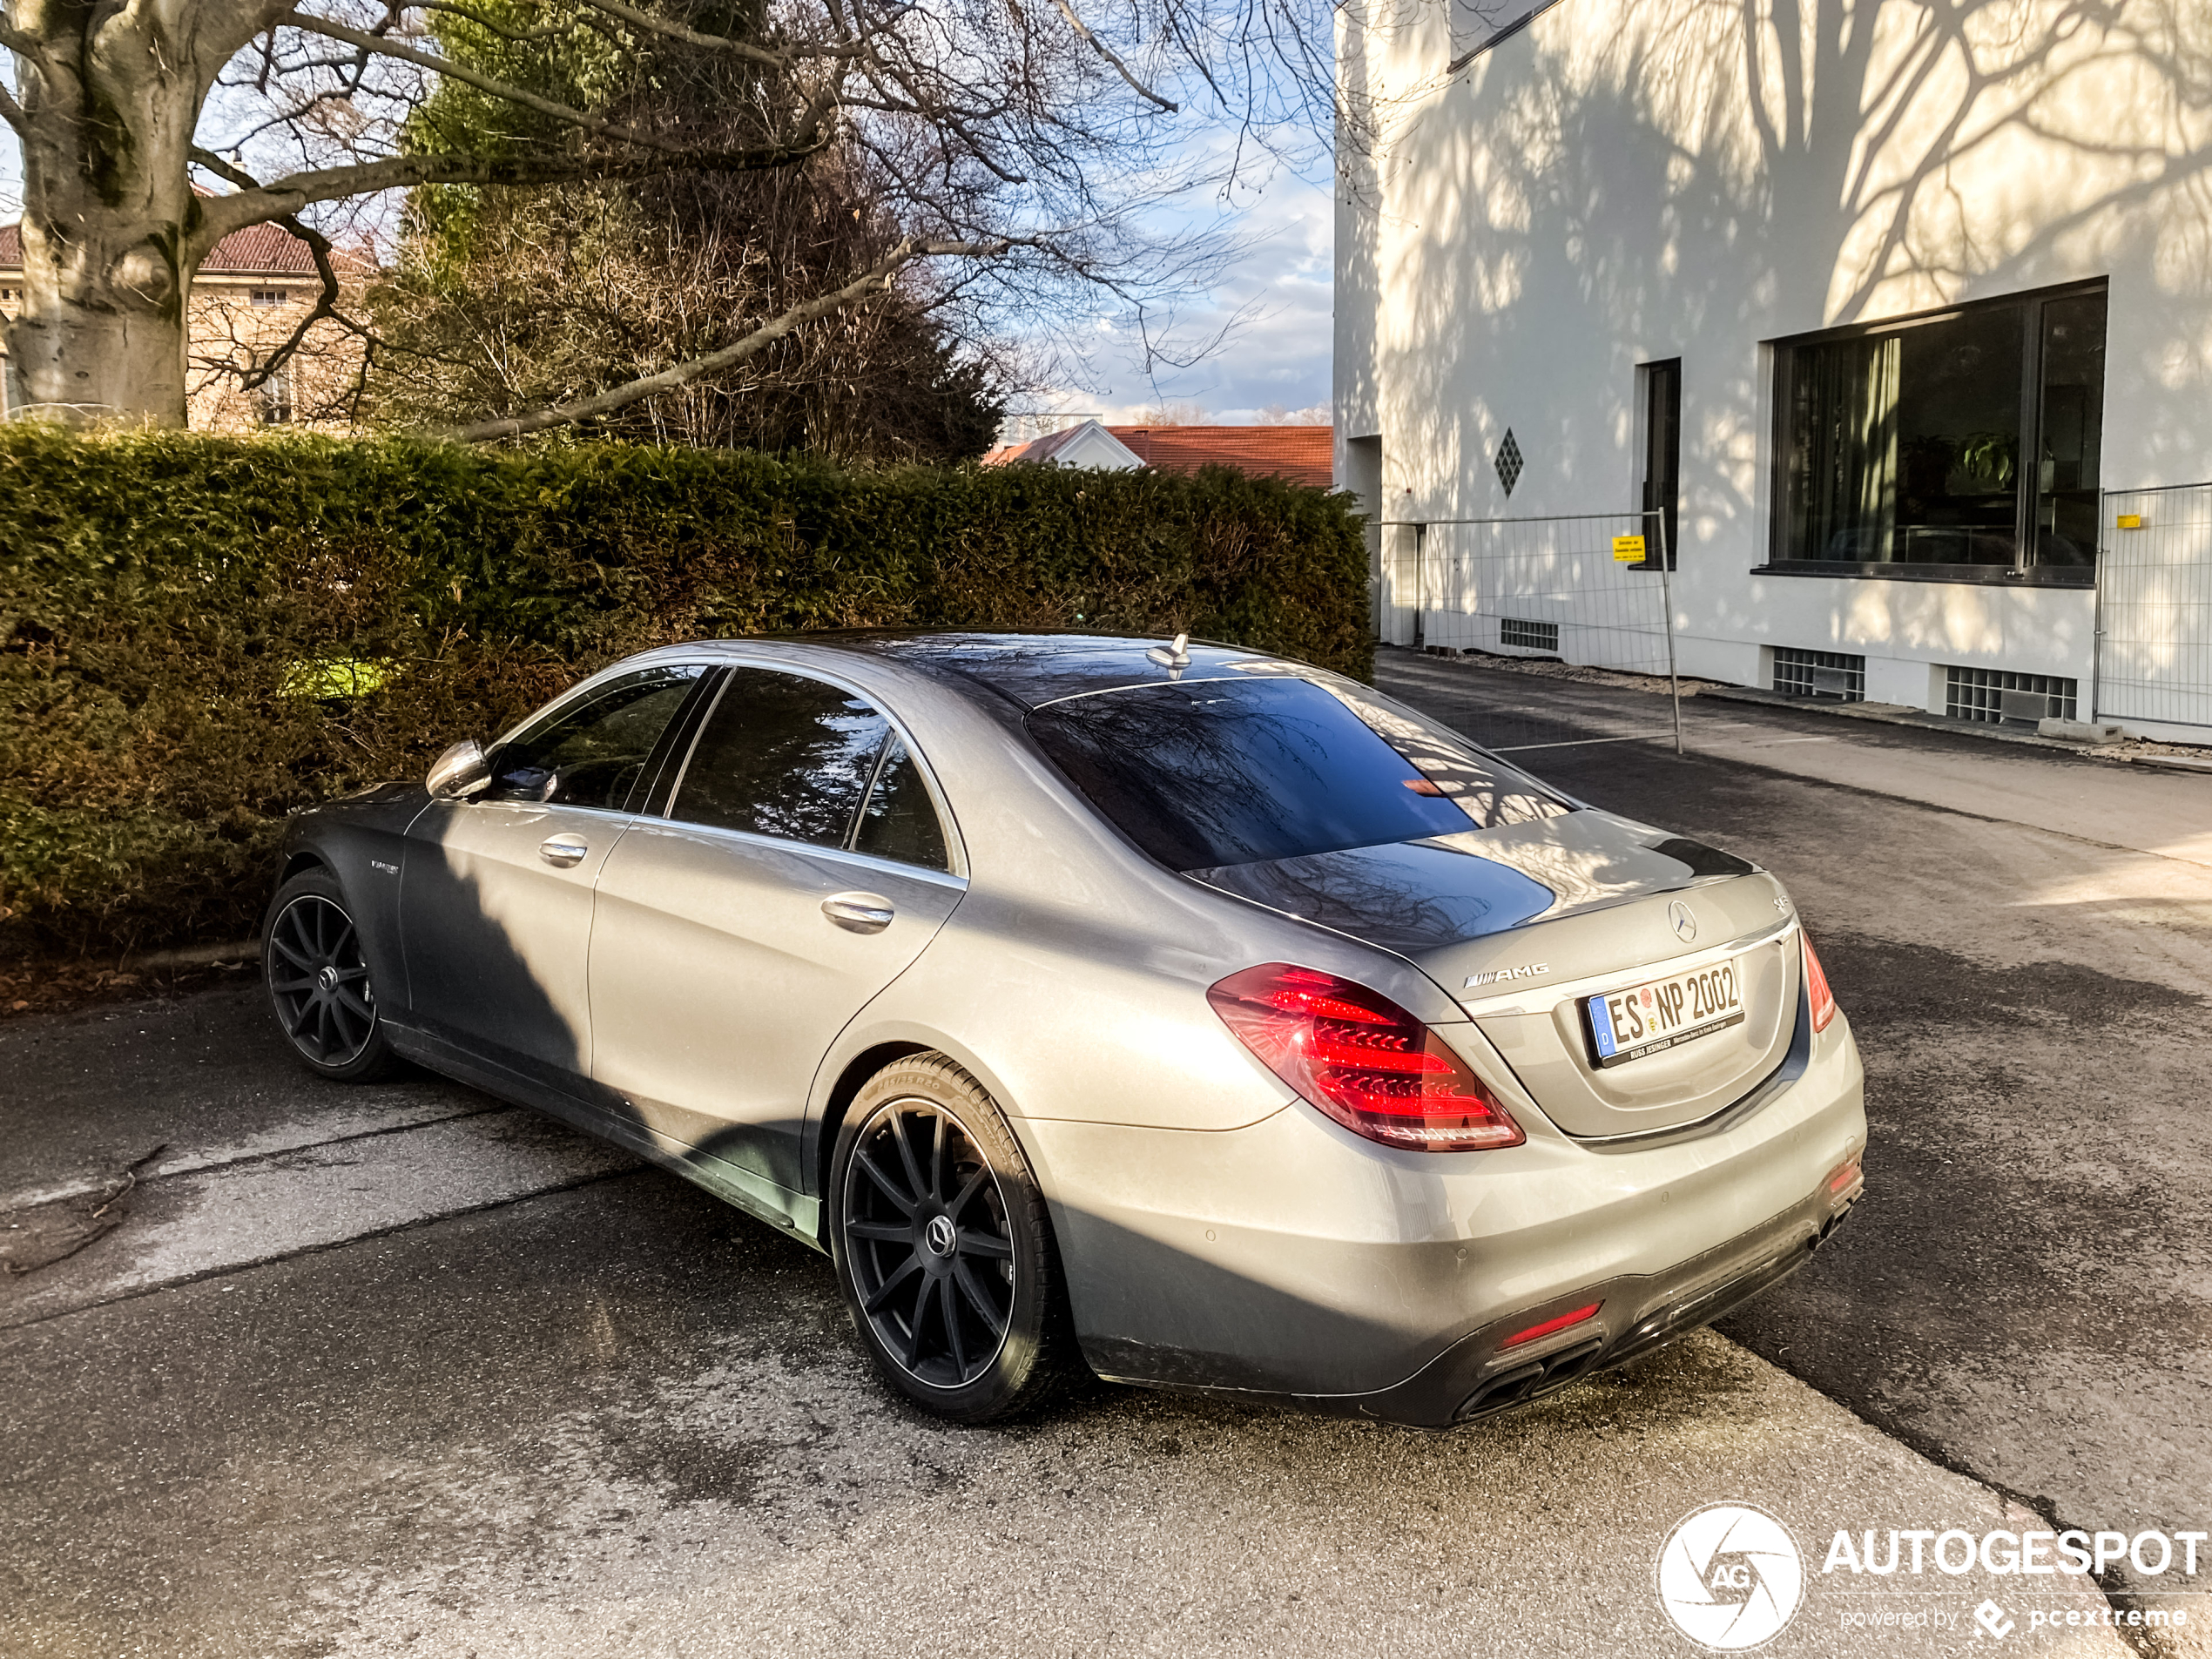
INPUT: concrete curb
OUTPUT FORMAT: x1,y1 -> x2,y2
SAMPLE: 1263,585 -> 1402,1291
1696,684 -> 2212,772
121,940 -> 260,972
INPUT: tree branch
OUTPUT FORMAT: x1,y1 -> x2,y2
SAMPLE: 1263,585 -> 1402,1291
187,138 -> 829,254
1044,0 -> 1178,112
0,18 -> 55,77
285,11 -> 739,153
445,238 -> 1015,442
406,1 -> 573,44
567,0 -> 794,68
236,219 -> 345,394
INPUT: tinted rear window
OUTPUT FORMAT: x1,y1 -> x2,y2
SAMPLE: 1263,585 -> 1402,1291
1026,675 -> 1568,870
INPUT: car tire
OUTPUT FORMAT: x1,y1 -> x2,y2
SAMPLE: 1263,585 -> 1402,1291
829,1053 -> 1075,1424
261,867 -> 396,1083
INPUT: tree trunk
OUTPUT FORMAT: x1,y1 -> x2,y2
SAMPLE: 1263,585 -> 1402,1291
8,259 -> 190,425
3,1 -> 266,426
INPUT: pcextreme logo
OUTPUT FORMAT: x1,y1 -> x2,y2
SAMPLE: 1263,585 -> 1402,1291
1656,1503 -> 1806,1651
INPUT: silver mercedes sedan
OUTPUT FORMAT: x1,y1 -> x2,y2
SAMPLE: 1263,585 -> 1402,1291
263,631 -> 1865,1426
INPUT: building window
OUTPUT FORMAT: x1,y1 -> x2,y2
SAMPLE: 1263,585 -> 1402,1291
1771,284 -> 2106,577
250,288 -> 289,307
1945,666 -> 2077,724
1639,358 -> 1681,567
1772,647 -> 1865,702
258,363 -> 295,425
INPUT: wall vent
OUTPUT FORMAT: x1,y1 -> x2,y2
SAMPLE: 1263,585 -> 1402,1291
1773,647 -> 1865,702
1494,429 -> 1524,496
1946,666 -> 2078,725
1498,617 -> 1559,653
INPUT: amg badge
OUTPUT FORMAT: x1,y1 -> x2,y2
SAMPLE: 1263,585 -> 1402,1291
1465,962 -> 1549,988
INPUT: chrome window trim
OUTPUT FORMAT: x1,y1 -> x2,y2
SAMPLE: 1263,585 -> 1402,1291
486,658 -> 710,753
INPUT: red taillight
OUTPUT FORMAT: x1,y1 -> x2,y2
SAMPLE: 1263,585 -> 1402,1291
1826,1152 -> 1864,1198
1802,931 -> 1838,1033
1207,963 -> 1525,1152
1502,1302 -> 1602,1348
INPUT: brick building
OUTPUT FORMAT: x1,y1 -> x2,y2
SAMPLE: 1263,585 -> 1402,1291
0,221 -> 368,430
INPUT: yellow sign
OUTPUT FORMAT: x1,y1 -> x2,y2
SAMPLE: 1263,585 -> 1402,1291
2115,514 -> 2143,530
1612,535 -> 1648,563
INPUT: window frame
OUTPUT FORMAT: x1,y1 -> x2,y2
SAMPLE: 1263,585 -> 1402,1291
654,658 -> 967,880
1763,278 -> 2107,587
257,361 -> 296,426
475,662 -> 718,816
1636,357 -> 1682,571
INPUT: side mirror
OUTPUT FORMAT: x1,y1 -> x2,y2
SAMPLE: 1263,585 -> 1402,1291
427,738 -> 491,800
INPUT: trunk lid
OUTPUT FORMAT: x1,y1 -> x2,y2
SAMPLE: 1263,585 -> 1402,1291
1188,810 -> 1801,1137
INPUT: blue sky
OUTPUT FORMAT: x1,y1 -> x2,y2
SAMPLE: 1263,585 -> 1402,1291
1073,164 -> 1335,425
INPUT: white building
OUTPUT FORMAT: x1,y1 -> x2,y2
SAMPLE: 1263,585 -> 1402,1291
1334,0 -> 2212,739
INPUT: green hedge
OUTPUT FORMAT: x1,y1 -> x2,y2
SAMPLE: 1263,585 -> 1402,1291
0,426 -> 1369,960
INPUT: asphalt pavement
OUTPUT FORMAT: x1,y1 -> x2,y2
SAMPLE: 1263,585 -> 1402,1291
3,650 -> 2208,1658
1379,652 -> 2212,1620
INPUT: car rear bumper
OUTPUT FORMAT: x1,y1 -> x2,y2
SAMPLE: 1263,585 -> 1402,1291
1022,1009 -> 1865,1428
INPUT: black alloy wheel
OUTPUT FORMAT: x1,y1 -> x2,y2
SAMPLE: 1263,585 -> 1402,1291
846,1100 -> 1015,1386
830,1055 -> 1072,1422
262,869 -> 395,1082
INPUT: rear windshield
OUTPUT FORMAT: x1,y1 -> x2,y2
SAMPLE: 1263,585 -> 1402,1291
1026,674 -> 1569,870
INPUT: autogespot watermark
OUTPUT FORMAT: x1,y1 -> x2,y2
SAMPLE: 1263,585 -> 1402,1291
1656,1504 -> 1807,1650
1656,1507 -> 2202,1649
1823,1526 -> 2208,1579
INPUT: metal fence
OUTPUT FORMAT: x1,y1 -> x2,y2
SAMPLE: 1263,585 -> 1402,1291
2096,484 -> 2212,733
1378,508 -> 1683,748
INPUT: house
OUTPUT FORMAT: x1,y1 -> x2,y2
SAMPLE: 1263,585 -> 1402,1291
982,418 -> 1147,471
0,220 -> 368,430
985,419 -> 1335,487
1334,0 -> 2212,740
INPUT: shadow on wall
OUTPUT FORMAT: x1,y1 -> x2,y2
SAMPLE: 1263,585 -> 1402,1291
1347,0 -> 2212,530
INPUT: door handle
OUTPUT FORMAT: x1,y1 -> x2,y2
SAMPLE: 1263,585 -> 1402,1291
539,833 -> 590,868
822,891 -> 895,934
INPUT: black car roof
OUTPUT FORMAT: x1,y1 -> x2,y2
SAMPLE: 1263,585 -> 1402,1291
787,631 -> 1288,711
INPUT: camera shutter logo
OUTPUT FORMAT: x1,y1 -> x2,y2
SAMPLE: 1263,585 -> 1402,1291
1655,1503 -> 1805,1650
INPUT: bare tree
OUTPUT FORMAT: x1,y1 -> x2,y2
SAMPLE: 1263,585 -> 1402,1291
365,51 -> 1015,458
0,0 -> 1332,435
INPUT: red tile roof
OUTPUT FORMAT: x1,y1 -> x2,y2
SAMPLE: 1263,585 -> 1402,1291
0,219 -> 321,277
1106,425 -> 1334,488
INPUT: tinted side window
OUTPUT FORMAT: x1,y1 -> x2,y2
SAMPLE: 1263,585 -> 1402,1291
671,668 -> 888,846
486,665 -> 704,809
1026,675 -> 1568,871
853,735 -> 950,871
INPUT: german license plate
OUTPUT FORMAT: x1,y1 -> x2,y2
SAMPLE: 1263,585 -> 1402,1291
1586,960 -> 1745,1068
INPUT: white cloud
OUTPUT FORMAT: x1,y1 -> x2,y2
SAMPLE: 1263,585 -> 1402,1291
1027,160 -> 1334,428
